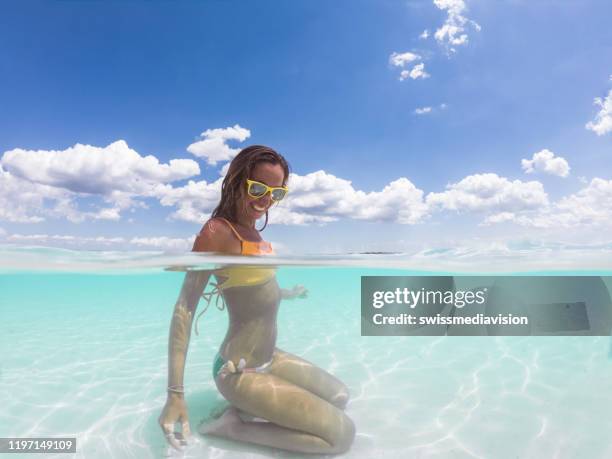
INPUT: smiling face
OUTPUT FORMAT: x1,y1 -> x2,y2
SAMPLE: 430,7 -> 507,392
236,161 -> 286,226
210,145 -> 290,230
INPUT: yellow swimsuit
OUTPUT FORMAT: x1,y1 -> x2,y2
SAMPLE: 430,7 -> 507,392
194,218 -> 275,335
213,217 -> 275,290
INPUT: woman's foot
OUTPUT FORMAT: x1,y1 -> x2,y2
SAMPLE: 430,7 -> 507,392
329,389 -> 349,410
199,406 -> 243,436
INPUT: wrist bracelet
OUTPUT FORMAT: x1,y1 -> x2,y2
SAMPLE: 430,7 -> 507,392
167,385 -> 185,394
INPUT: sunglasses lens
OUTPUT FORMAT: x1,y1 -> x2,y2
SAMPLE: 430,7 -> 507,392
271,189 -> 287,201
248,182 -> 267,197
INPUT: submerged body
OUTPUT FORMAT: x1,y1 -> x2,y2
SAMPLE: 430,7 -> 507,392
159,150 -> 355,454
214,274 -> 281,376
202,219 -> 355,454
204,217 -> 280,374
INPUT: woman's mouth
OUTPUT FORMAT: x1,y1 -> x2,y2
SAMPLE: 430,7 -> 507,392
251,202 -> 268,213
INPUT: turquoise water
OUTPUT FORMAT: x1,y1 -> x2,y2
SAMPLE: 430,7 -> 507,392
2,252 -> 612,458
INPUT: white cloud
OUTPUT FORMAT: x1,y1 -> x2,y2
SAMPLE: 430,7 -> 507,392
277,171 -> 429,225
7,137 -> 442,228
5,233 -> 125,245
399,63 -> 430,81
0,164 -> 71,223
95,207 -> 122,221
433,0 -> 481,53
483,212 -> 515,224
116,159 -> 600,231
419,29 -> 429,39
553,178 -> 612,224
390,52 -> 429,81
267,206 -> 337,225
0,140 -> 200,223
426,173 -> 549,213
414,103 -> 447,115
130,236 -> 192,252
2,232 -> 192,252
53,200 -> 122,223
154,178 -> 223,223
1,135 -> 429,228
414,106 -> 433,115
585,88 -> 612,136
535,178 -> 612,228
389,51 -> 421,67
219,162 -> 231,177
154,170 -> 431,226
186,124 -> 251,165
482,178 -> 612,229
521,149 -> 570,177
1,140 -> 199,195
356,177 -> 429,224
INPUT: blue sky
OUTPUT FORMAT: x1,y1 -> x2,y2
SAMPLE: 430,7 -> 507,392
1,0 -> 611,265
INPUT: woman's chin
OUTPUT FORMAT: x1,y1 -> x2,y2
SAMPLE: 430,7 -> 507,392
245,210 -> 263,221
250,206 -> 268,220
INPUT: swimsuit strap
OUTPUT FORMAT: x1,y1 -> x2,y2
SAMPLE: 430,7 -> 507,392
194,281 -> 226,336
216,218 -> 273,255
216,217 -> 245,242
217,356 -> 274,380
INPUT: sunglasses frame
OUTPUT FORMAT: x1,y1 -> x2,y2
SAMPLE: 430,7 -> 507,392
246,179 -> 288,202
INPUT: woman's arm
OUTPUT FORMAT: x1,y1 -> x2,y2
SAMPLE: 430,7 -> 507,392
168,220 -> 235,378
160,220 -> 239,448
160,270 -> 211,449
167,219 -> 234,382
168,226 -> 223,389
167,270 -> 211,389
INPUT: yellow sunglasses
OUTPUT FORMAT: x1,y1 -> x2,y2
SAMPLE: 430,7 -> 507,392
246,179 -> 288,201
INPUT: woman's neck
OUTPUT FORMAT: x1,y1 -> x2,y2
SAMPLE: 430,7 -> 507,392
233,213 -> 256,229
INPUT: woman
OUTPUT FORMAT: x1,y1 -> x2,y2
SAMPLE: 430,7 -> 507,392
158,145 -> 355,454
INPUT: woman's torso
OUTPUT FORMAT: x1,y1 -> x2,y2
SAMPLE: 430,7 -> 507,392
218,277 -> 281,365
210,218 -> 280,366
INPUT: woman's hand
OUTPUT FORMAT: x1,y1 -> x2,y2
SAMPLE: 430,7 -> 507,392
281,284 -> 308,300
159,393 -> 191,450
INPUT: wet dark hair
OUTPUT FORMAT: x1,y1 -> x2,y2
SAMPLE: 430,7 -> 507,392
211,145 -> 290,231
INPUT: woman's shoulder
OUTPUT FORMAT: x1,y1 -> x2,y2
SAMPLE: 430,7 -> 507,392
192,218 -> 239,253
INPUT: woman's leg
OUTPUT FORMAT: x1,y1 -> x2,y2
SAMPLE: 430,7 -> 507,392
201,371 -> 355,454
268,347 -> 350,409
